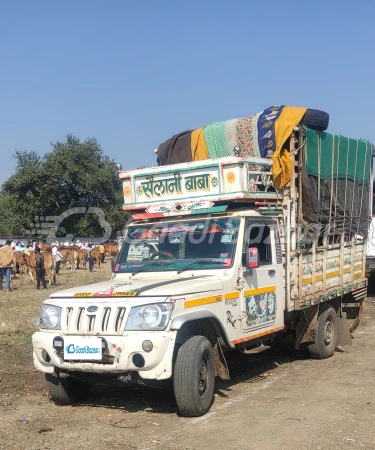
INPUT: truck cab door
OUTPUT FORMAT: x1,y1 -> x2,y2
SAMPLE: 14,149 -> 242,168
240,219 -> 284,333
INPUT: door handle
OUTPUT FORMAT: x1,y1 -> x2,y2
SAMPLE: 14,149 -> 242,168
268,269 -> 276,276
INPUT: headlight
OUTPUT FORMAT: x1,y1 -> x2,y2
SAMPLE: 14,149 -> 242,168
125,303 -> 173,331
40,304 -> 62,329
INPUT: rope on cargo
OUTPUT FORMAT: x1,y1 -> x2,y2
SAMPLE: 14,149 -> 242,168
356,140 -> 368,238
342,137 -> 350,236
329,134 -> 335,234
349,140 -> 359,239
317,133 -> 321,218
333,135 -> 340,233
289,138 -> 306,156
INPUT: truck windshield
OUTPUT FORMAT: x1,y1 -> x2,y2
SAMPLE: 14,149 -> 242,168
115,218 -> 239,273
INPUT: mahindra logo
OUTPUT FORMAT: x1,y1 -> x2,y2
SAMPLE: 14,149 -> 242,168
87,306 -> 98,313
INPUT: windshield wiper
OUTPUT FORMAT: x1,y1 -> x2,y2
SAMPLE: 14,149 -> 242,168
177,259 -> 223,275
132,261 -> 173,276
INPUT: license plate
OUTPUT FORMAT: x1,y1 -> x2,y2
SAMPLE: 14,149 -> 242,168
64,337 -> 102,360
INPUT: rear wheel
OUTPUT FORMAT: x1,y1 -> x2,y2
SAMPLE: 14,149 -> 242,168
308,304 -> 338,359
45,370 -> 91,405
173,336 -> 215,417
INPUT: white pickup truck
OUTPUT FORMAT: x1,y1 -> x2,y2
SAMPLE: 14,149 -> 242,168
33,126 -> 371,417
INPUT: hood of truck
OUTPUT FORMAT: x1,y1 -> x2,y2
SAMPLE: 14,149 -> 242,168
48,276 -> 222,300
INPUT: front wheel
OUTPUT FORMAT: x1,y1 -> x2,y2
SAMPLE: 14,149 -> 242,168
308,304 -> 338,359
45,371 -> 91,405
173,335 -> 215,417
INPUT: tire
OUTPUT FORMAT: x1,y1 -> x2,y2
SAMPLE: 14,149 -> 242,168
300,109 -> 329,132
45,371 -> 91,405
173,335 -> 215,417
308,304 -> 338,359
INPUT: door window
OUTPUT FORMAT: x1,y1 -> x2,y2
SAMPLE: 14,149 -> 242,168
243,223 -> 273,266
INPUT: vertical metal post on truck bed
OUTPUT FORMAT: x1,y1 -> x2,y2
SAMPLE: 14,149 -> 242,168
339,231 -> 345,289
283,189 -> 292,311
297,132 -> 304,307
283,131 -> 298,312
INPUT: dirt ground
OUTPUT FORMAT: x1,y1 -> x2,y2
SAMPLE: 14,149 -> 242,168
1,264 -> 375,450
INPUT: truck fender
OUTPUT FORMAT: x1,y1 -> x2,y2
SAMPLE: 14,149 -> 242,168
171,311 -> 233,380
171,310 -> 234,348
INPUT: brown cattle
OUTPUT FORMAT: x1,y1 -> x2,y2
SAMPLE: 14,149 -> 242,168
76,249 -> 88,269
103,242 -> 119,257
40,243 -> 52,252
23,251 -> 56,286
59,249 -> 77,271
12,251 -> 26,278
103,242 -> 111,256
59,245 -> 81,251
91,247 -> 101,267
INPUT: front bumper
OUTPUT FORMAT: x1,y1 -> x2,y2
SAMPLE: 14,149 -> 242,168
32,330 -> 176,380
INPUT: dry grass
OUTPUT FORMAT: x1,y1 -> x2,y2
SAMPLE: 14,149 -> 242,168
0,262 -> 112,334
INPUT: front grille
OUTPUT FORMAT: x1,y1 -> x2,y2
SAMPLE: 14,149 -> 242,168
62,305 -> 127,335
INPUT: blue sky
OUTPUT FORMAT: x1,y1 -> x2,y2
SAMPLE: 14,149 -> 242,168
1,0 -> 374,186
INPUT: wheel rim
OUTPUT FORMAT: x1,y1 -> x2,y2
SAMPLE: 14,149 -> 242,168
324,317 -> 334,346
199,355 -> 209,397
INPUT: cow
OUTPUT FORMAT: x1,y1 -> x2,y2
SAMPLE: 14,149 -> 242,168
12,251 -> 26,278
76,249 -> 88,269
23,251 -> 56,287
91,247 -> 101,267
103,242 -> 119,258
65,245 -> 81,251
108,243 -> 119,257
59,248 -> 77,271
103,242 -> 111,257
40,243 -> 52,252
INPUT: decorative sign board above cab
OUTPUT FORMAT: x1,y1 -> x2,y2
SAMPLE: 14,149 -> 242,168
135,167 -> 220,203
120,157 -> 278,212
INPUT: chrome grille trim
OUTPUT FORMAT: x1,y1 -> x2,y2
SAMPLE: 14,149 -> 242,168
115,307 -> 126,333
102,307 -> 111,332
61,304 -> 128,335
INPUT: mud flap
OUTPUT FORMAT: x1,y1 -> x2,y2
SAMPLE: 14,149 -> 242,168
330,297 -> 366,347
348,297 -> 366,333
295,305 -> 319,349
213,339 -> 230,380
336,316 -> 352,347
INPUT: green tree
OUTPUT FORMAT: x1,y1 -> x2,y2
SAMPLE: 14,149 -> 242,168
0,136 -> 128,240
0,193 -> 27,236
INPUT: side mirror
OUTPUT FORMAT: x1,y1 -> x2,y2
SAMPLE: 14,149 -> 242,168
247,247 -> 259,269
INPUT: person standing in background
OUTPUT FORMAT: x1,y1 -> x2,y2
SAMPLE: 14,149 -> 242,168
99,243 -> 105,264
51,243 -> 64,275
33,241 -> 42,251
0,240 -> 14,291
35,247 -> 47,289
87,244 -> 94,272
24,243 -> 33,256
